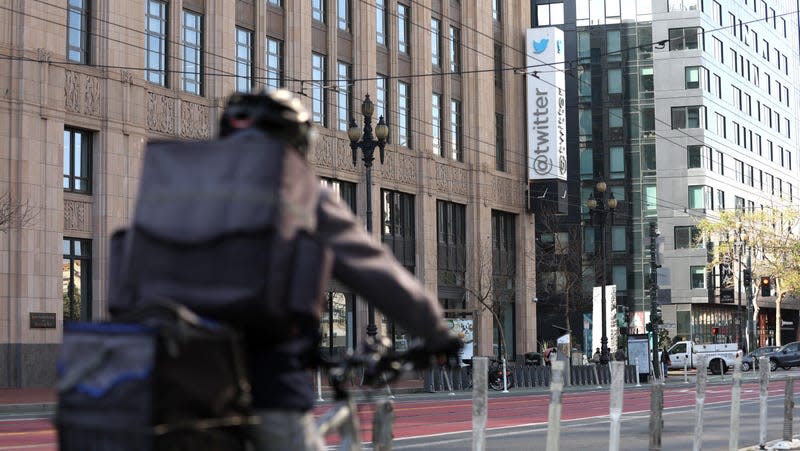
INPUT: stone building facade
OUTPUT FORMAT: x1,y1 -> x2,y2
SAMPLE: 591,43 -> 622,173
0,0 -> 536,386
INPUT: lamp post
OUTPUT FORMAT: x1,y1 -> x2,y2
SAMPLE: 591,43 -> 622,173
587,181 -> 617,364
733,221 -> 752,351
732,222 -> 749,351
348,94 -> 388,338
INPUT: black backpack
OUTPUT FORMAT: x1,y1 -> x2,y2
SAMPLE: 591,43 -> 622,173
109,131 -> 332,341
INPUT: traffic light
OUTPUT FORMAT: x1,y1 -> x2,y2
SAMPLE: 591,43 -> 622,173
711,327 -> 719,335
761,276 -> 772,297
743,268 -> 752,286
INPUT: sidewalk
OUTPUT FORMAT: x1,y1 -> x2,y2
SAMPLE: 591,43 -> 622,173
0,387 -> 56,415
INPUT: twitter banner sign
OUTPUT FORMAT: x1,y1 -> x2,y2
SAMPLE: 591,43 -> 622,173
526,27 -> 567,182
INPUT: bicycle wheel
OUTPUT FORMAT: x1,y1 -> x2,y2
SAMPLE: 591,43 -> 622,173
461,367 -> 473,389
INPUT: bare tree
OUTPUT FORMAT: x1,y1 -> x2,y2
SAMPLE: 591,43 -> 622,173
458,239 -> 516,362
0,192 -> 36,232
698,208 -> 800,346
535,205 -> 596,345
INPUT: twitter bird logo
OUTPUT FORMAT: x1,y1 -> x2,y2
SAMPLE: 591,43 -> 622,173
532,38 -> 549,54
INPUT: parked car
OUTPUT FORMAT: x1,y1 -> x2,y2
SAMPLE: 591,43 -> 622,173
767,341 -> 800,371
740,346 -> 779,371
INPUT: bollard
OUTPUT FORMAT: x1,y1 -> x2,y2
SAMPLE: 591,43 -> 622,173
545,360 -> 565,451
635,358 -> 642,387
372,398 -> 394,451
502,357 -> 509,393
684,358 -> 688,383
729,354 -> 742,451
316,368 -> 324,402
719,358 -> 725,382
783,379 -> 794,441
648,376 -> 664,451
609,362 -> 624,451
472,357 -> 488,451
693,356 -> 707,451
441,367 -> 455,396
592,363 -> 602,388
758,356 -> 770,449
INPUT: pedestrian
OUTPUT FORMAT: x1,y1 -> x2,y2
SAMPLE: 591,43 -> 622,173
590,347 -> 601,364
661,347 -> 672,379
614,348 -> 626,363
154,90 -> 462,451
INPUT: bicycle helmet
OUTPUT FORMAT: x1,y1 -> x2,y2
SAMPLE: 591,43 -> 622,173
219,89 -> 315,156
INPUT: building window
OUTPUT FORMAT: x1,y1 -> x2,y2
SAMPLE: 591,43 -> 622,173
398,81 -> 410,147
607,30 -> 621,62
669,0 -> 702,11
607,68 -> 622,94
311,53 -> 326,125
674,226 -> 700,249
67,0 -> 90,64
495,113 -> 505,172
716,189 -> 725,210
376,0 -> 387,45
578,68 -> 591,100
397,3 -> 409,55
580,147 -> 593,180
491,210 -> 516,358
450,99 -> 462,162
690,266 -> 706,289
494,43 -> 503,88
336,62 -> 352,132
492,0 -> 501,22
685,66 -> 700,89
687,145 -> 711,169
63,238 -> 92,321
265,37 -> 283,90
609,146 -> 624,179
375,74 -> 387,127
431,18 -> 441,67
671,106 -> 705,129
235,28 -> 253,92
145,0 -> 167,86
536,3 -> 564,26
644,185 -> 657,213
579,108 -> 592,141
611,226 -> 626,252
337,0 -> 349,31
320,178 -> 356,212
432,93 -> 442,156
63,128 -> 92,193
181,10 -> 203,95
688,185 -> 713,209
312,0 -> 325,22
669,27 -> 702,50
382,189 -> 416,268
267,0 -> 282,6
437,201 -> 466,318
609,108 -> 623,132
449,26 -> 461,73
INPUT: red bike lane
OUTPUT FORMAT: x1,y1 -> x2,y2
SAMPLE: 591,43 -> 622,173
0,382 -> 780,449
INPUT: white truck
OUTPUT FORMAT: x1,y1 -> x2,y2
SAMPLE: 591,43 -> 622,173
664,341 -> 739,375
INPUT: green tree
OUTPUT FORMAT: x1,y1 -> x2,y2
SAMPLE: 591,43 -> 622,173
698,208 -> 800,346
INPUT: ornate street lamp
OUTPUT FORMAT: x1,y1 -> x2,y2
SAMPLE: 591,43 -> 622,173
587,181 -> 617,364
348,94 -> 389,338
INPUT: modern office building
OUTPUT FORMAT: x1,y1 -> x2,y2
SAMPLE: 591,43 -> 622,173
531,0 -> 800,352
0,1 -> 537,386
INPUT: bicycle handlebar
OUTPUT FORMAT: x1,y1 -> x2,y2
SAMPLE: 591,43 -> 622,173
318,337 -> 438,399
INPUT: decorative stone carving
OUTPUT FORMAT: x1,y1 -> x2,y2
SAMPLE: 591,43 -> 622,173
435,164 -> 468,196
64,70 -> 101,116
37,48 -> 52,62
180,101 -> 210,139
120,70 -> 134,84
63,200 -> 91,232
147,92 -> 175,135
492,176 -> 521,208
396,154 -> 418,185
310,136 -> 359,174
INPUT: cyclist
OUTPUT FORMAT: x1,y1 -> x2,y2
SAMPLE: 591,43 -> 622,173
218,90 -> 462,451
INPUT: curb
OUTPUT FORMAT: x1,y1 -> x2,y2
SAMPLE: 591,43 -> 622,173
0,403 -> 55,416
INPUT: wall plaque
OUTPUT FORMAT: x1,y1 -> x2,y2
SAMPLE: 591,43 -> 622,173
30,313 -> 57,329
